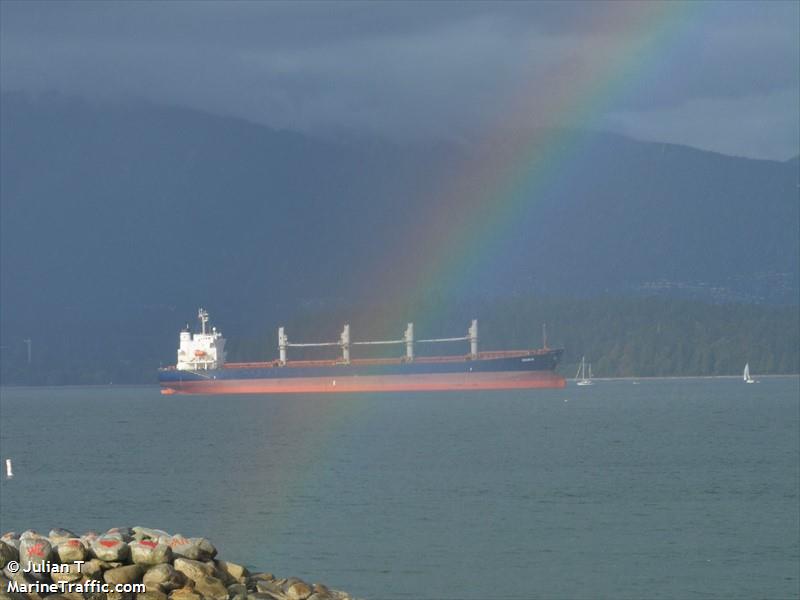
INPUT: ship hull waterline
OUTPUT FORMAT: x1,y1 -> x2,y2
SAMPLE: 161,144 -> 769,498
160,370 -> 566,394
160,347 -> 566,395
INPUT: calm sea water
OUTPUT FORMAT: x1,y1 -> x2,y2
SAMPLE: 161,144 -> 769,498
1,378 -> 798,600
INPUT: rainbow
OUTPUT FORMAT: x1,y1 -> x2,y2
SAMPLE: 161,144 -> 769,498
352,1 -> 703,331
196,2 -> 708,562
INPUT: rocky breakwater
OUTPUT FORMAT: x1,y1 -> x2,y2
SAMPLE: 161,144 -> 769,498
0,528 -> 354,600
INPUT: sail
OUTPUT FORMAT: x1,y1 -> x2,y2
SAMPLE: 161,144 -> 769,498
743,363 -> 750,381
576,356 -> 593,385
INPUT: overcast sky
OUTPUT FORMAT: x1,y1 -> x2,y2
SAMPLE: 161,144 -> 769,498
1,0 -> 798,160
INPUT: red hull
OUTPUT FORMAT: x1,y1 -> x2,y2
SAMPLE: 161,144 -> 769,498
161,371 -> 566,395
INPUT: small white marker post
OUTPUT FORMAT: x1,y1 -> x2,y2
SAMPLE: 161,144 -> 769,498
5,458 -> 13,479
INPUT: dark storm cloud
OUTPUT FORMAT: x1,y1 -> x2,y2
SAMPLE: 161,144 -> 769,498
1,0 -> 798,158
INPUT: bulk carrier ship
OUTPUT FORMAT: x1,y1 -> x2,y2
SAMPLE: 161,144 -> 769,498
158,309 -> 565,394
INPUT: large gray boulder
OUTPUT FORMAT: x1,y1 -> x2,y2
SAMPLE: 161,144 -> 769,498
130,540 -> 172,566
82,587 -> 107,600
255,579 -> 283,595
250,593 -> 283,600
172,558 -> 215,583
142,564 -> 187,592
312,583 -> 331,598
91,537 -> 129,562
286,581 -> 313,600
19,531 -> 41,540
105,528 -> 134,542
0,573 -> 28,600
79,559 -> 106,582
18,537 -> 52,575
192,575 -> 228,600
214,559 -> 249,582
103,564 -> 143,586
137,591 -> 168,600
50,563 -> 83,584
169,537 -> 216,561
0,542 -> 18,570
167,589 -> 202,600
133,527 -> 170,541
2,567 -> 41,600
55,539 -> 87,563
48,529 -> 77,545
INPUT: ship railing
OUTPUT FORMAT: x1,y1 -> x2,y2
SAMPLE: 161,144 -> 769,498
186,369 -> 213,379
284,336 -> 473,347
222,350 -> 548,370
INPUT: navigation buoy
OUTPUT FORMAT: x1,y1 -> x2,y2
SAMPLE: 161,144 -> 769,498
5,459 -> 13,479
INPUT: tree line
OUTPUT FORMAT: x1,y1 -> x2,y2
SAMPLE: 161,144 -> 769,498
2,295 -> 797,385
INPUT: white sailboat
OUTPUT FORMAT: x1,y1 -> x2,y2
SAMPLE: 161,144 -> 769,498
576,356 -> 594,386
743,363 -> 757,384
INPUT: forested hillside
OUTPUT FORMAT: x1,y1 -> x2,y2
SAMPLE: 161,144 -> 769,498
2,295 -> 796,385
1,94 -> 797,385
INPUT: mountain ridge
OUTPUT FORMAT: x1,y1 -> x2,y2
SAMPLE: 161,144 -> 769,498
1,92 -> 797,382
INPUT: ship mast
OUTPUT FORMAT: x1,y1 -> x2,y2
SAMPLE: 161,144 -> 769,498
277,320 -> 479,364
198,308 -> 209,334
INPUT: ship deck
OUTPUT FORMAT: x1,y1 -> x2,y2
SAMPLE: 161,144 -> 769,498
221,349 -> 552,370
159,348 -> 558,371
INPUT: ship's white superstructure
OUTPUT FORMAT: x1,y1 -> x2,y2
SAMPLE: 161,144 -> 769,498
160,308 -> 567,394
176,308 -> 226,370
